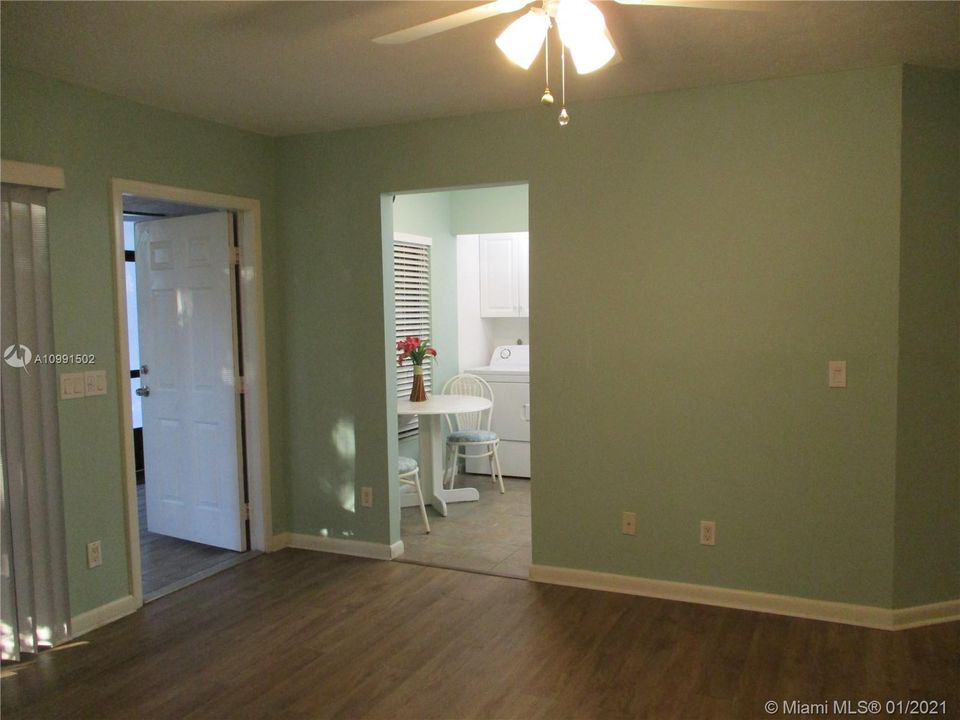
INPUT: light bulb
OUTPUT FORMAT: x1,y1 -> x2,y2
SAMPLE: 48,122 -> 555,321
541,87 -> 554,105
496,9 -> 550,70
556,0 -> 616,74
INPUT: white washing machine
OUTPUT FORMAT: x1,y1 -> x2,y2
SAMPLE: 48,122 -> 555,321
466,345 -> 530,478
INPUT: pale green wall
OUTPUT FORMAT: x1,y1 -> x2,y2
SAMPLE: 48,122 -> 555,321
4,61 -> 957,616
893,66 -> 960,607
450,185 -> 529,234
0,66 -> 283,615
278,66 -> 908,606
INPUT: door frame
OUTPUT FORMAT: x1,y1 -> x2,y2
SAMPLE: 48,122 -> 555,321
110,178 -> 273,607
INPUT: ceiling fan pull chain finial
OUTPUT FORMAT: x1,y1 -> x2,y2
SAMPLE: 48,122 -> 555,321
559,41 -> 569,126
541,20 -> 554,106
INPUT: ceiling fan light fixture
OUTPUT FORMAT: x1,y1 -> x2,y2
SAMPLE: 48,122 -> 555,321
556,0 -> 616,74
495,9 -> 550,69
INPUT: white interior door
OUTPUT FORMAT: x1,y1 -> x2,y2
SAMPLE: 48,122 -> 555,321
135,212 -> 246,551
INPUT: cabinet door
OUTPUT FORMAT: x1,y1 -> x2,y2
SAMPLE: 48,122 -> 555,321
488,381 -> 530,441
516,233 -> 529,317
479,234 -> 519,317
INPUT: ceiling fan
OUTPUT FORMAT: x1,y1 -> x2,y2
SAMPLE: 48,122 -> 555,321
374,0 -> 757,126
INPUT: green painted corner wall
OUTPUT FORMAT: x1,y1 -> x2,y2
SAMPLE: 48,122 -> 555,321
0,66 -> 284,615
277,65 -> 908,607
893,66 -> 960,607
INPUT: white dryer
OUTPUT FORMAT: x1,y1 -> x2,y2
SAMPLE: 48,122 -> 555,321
466,345 -> 530,478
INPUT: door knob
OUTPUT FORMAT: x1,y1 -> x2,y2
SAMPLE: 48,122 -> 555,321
135,386 -> 150,397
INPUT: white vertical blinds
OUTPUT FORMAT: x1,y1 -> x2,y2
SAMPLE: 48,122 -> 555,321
1,185 -> 72,661
394,240 -> 432,439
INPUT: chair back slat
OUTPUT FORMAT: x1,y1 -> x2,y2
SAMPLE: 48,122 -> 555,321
441,374 -> 494,434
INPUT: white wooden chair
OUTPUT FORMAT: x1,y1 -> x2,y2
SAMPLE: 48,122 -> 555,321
398,456 -> 430,533
441,374 -> 505,494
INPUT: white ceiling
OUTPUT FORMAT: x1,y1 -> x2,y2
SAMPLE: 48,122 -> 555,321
1,1 -> 957,136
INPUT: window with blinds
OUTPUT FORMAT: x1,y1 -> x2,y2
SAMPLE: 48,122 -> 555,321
394,238 -> 432,439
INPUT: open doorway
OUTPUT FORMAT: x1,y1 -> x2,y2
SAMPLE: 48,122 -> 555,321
123,198 -> 250,598
388,185 -> 531,579
112,180 -> 273,605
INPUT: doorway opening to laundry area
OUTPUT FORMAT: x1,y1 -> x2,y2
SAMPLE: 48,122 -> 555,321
384,184 -> 531,579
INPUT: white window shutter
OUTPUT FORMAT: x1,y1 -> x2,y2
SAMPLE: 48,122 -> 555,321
394,240 -> 432,439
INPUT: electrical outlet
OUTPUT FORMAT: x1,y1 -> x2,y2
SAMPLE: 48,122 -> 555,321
87,540 -> 102,568
621,511 -> 637,535
700,521 -> 716,546
828,360 -> 847,388
360,486 -> 373,508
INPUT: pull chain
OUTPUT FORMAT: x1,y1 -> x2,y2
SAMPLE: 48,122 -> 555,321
541,21 -> 553,106
559,40 -> 569,126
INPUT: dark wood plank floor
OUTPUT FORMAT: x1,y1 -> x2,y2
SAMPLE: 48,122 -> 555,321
138,484 -> 244,596
2,550 -> 957,720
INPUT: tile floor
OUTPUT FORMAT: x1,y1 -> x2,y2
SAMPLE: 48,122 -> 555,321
138,483 -> 248,597
398,473 -> 531,578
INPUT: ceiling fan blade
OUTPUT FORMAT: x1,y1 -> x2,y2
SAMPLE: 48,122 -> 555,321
613,0 -> 762,11
373,0 -> 530,45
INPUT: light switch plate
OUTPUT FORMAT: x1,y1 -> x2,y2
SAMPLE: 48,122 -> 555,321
828,360 -> 847,388
60,372 -> 85,400
84,370 -> 107,396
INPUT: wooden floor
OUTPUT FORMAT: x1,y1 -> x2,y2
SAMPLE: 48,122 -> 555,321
399,474 -> 531,578
3,550 -> 957,720
138,483 -> 244,597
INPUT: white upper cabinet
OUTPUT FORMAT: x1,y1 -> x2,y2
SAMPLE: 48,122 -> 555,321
516,233 -> 529,316
479,233 -> 528,318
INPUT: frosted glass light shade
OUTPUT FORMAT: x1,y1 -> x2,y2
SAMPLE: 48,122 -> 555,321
496,9 -> 550,69
556,0 -> 616,74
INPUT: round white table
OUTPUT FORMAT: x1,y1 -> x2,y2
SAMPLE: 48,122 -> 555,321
397,394 -> 491,516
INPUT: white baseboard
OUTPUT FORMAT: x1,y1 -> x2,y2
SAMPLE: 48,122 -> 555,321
286,532 -> 400,561
529,564 -> 960,631
267,532 -> 290,552
891,599 -> 960,630
70,594 -> 138,639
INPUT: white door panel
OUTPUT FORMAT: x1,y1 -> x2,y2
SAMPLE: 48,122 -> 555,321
136,212 -> 245,551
